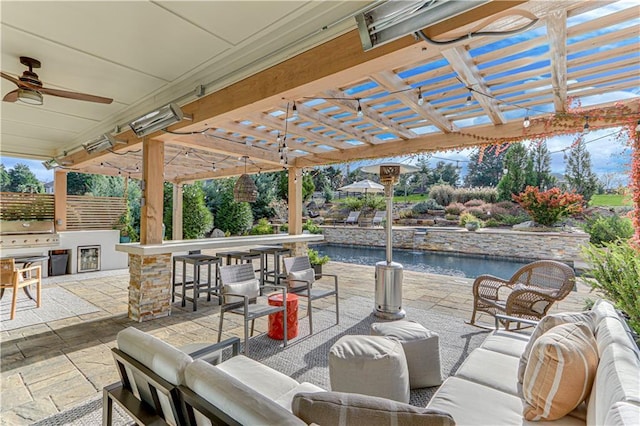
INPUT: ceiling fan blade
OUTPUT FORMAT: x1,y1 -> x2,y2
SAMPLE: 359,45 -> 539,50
3,89 -> 19,102
1,71 -> 21,86
40,87 -> 113,104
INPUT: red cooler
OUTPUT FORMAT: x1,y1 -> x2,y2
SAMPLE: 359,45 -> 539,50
267,293 -> 299,340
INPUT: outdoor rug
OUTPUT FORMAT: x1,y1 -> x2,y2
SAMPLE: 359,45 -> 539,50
0,286 -> 99,331
34,296 -> 491,425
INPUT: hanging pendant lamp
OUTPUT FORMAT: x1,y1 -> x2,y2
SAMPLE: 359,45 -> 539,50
233,156 -> 258,202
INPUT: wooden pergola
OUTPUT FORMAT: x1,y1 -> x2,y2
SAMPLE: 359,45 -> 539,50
53,0 -> 639,245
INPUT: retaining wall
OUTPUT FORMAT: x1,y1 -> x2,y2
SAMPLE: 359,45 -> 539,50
320,226 -> 590,263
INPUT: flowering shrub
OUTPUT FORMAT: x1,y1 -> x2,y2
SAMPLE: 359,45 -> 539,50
513,186 -> 583,226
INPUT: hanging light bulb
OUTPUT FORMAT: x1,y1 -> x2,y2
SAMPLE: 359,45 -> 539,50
276,132 -> 282,144
212,163 -> 217,172
465,90 -> 473,106
292,102 -> 298,118
135,165 -> 140,172
523,113 -> 530,128
184,150 -> 189,157
417,87 -> 424,106
357,99 -> 363,117
583,116 -> 590,133
100,162 -> 104,168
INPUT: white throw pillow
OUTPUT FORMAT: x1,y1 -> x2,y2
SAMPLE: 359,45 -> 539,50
287,268 -> 315,290
223,279 -> 259,304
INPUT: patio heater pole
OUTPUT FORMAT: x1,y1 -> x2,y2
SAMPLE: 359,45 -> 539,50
375,165 -> 405,320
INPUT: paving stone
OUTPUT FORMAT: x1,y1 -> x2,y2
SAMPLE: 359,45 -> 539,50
0,374 -> 32,411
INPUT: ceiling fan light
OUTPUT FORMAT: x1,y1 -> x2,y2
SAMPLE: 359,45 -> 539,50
17,88 -> 43,105
129,103 -> 184,137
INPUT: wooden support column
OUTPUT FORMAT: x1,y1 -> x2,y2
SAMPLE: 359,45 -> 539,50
285,167 -> 307,256
128,138 -> 170,322
172,183 -> 183,240
141,139 -> 164,244
53,170 -> 67,231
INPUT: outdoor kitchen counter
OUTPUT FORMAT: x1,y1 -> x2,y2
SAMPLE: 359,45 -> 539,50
115,233 -> 324,256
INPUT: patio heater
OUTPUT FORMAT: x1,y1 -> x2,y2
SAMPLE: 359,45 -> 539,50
361,163 -> 418,320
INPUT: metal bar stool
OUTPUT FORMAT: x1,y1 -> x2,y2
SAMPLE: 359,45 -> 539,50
249,245 -> 291,287
215,250 -> 261,266
172,251 -> 222,311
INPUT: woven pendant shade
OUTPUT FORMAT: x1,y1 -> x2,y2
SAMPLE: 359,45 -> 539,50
234,174 -> 258,202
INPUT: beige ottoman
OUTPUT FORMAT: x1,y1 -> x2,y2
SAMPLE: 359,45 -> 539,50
371,320 -> 442,388
329,335 -> 410,403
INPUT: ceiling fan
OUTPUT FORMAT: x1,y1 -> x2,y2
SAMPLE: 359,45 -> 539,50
1,56 -> 113,105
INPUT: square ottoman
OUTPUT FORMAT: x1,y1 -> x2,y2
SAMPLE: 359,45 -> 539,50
329,335 -> 410,403
371,320 -> 442,388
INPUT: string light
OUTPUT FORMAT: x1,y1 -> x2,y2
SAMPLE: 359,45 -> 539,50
212,163 -> 217,172
465,90 -> 473,106
417,87 -> 424,106
100,162 -> 104,168
583,116 -> 590,133
184,150 -> 189,157
356,99 -> 363,117
292,102 -> 298,118
523,112 -> 530,128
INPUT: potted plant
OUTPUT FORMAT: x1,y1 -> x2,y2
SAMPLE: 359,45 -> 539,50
117,208 -> 138,243
308,248 -> 330,275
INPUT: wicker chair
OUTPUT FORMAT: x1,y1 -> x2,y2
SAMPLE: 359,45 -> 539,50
469,260 -> 576,329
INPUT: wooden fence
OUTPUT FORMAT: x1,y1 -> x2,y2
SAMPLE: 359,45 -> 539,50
66,195 -> 126,230
0,192 -> 126,230
0,192 -> 55,220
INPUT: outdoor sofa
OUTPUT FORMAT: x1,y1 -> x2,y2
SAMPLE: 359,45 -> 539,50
105,299 -> 639,425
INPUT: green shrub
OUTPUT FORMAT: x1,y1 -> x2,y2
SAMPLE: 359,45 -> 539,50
342,197 -> 365,210
363,196 -> 386,210
280,223 -> 289,233
444,214 -> 459,221
302,219 -> 322,234
308,248 -> 330,265
459,212 -> 483,227
454,187 -> 498,204
499,214 -> 530,225
250,218 -> 274,235
413,199 -> 444,214
582,240 -> 640,335
484,218 -> 501,228
445,202 -> 465,215
429,184 -> 455,206
399,209 -> 415,219
582,214 -> 634,246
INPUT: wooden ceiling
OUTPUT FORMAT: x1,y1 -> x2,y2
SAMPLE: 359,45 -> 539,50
59,0 -> 640,183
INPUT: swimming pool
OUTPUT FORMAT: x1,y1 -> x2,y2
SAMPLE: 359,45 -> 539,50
313,244 -> 533,279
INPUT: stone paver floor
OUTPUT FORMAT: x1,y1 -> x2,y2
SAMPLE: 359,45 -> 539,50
0,258 -> 593,425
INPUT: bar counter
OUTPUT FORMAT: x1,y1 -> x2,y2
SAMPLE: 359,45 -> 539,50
115,233 -> 324,256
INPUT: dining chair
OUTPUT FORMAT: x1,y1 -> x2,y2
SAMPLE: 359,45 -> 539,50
217,263 -> 288,355
282,256 -> 339,334
0,258 -> 42,320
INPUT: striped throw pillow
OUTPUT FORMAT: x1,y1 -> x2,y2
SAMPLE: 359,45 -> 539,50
522,322 -> 599,421
517,310 -> 596,388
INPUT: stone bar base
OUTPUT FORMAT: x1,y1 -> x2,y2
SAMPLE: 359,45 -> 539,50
128,253 -> 172,322
283,241 -> 308,257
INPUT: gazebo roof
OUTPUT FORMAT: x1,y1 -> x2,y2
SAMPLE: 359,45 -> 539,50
3,1 -> 638,183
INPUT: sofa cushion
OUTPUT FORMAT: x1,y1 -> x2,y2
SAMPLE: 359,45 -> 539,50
480,329 -> 530,358
274,382 -> 325,411
518,310 -> 596,384
522,322 -> 599,421
604,402 -> 640,426
454,348 -> 520,395
587,343 -> 640,426
116,327 -> 192,386
593,316 -> 638,356
293,391 -> 455,426
217,354 -> 299,400
185,360 -> 305,426
427,376 -> 585,426
590,298 -> 621,323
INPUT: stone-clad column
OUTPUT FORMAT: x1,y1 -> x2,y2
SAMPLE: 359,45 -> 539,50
283,241 -> 308,257
128,253 -> 172,321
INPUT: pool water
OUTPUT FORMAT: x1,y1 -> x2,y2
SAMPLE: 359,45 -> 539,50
313,244 -> 532,279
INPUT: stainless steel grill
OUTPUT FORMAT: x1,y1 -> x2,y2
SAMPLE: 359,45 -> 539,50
0,220 -> 60,249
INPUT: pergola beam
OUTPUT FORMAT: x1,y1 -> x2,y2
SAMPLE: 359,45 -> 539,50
547,10 -> 568,112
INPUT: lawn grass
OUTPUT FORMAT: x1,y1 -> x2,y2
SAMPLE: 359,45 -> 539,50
589,194 -> 632,207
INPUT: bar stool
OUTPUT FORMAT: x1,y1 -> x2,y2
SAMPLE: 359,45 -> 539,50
215,250 -> 261,266
249,245 -> 291,287
172,252 -> 222,311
